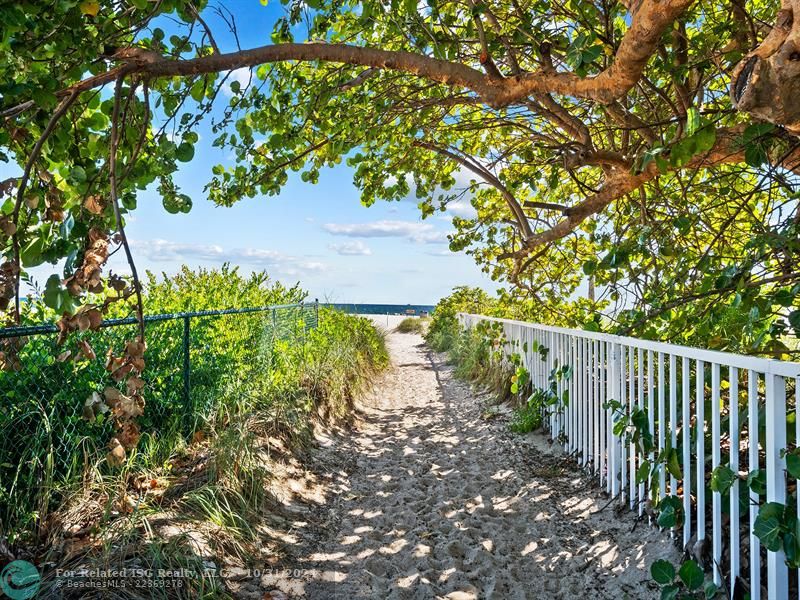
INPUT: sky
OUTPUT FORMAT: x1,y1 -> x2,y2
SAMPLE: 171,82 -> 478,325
4,2 -> 501,306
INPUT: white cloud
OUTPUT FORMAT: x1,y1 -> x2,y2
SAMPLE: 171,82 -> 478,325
322,220 -> 450,244
425,248 -> 458,257
130,239 -> 325,276
328,241 -> 372,256
444,199 -> 477,219
222,67 -> 253,97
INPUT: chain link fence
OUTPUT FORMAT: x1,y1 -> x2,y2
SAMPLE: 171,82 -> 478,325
0,301 -> 318,539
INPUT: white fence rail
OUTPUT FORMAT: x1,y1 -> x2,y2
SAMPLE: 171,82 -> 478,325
458,313 -> 800,600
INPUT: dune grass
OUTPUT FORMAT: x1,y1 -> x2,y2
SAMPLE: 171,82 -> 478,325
395,317 -> 427,334
2,268 -> 389,597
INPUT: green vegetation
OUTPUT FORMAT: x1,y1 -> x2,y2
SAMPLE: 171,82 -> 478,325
429,310 -> 514,407
426,287 -> 502,352
650,558 -> 720,599
3,0 -> 798,369
509,389 -> 547,434
395,317 -> 426,334
0,267 -> 388,552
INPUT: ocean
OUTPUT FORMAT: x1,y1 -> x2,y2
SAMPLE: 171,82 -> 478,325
325,303 -> 436,316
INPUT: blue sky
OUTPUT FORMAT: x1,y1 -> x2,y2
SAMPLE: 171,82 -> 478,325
4,1 -> 500,305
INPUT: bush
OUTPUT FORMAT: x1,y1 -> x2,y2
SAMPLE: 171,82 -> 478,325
396,317 -> 426,334
0,267 -> 387,546
426,286 -> 497,352
509,389 -> 547,433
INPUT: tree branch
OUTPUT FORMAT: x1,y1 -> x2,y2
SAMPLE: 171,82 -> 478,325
10,89 -> 80,321
1,0 -> 699,121
414,141 -> 533,240
109,77 -> 145,343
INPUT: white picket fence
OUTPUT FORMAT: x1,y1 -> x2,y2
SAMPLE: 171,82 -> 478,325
458,313 -> 800,600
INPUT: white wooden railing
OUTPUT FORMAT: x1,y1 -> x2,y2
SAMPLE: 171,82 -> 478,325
458,313 -> 800,600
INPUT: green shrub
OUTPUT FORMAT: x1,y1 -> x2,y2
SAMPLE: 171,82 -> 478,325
396,317 -> 425,334
509,389 -> 547,433
426,286 -> 497,352
0,267 -> 387,545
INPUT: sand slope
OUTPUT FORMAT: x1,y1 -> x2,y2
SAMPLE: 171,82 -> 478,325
263,330 -> 679,599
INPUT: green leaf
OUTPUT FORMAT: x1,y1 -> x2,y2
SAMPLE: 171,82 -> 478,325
694,126 -> 716,153
69,165 -> 87,183
650,559 -> 675,585
636,459 -> 651,484
175,142 -> 195,162
42,274 -> 70,312
660,584 -> 679,600
704,580 -> 719,599
753,512 -> 782,552
162,193 -> 192,214
745,143 -> 768,167
786,451 -> 800,479
743,122 -> 775,141
79,1 -> 100,16
20,236 -> 45,268
788,310 -> 800,336
666,449 -> 682,480
686,107 -> 700,136
678,560 -> 704,591
783,520 -> 800,568
657,503 -> 676,528
773,289 -> 795,307
710,465 -> 736,494
747,469 -> 767,495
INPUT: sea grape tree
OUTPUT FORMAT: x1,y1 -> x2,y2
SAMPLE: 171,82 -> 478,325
1,0 -> 799,394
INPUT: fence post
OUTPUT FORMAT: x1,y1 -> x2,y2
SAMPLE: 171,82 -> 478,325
182,315 -> 191,409
765,373 -> 788,600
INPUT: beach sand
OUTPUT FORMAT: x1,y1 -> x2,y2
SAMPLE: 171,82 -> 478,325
258,328 -> 679,599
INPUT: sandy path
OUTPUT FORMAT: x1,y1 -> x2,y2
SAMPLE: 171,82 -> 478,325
266,331 -> 678,599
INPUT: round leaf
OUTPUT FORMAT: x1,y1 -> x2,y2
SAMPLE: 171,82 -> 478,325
175,142 -> 195,162
650,559 -> 675,585
678,560 -> 704,591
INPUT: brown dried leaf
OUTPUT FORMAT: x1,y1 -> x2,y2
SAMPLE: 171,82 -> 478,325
110,363 -> 133,381
76,313 -> 91,331
0,350 -> 22,372
0,217 -> 16,237
83,195 -> 105,215
117,421 -> 140,448
109,274 -> 126,292
104,387 -> 143,418
77,340 -> 95,361
125,341 -> 146,360
82,391 -> 108,421
126,376 -> 145,394
106,438 -> 126,467
46,206 -> 64,222
84,308 -> 102,330
103,387 -> 122,403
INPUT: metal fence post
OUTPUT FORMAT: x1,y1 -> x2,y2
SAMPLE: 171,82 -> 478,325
182,315 -> 191,410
